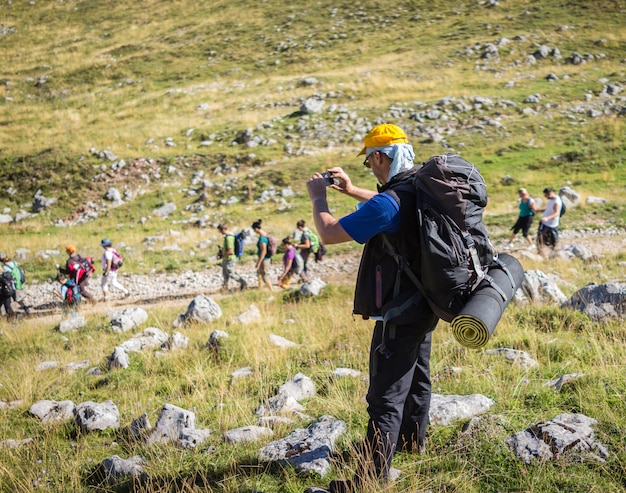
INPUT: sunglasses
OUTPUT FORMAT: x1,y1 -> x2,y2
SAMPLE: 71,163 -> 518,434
363,151 -> 379,168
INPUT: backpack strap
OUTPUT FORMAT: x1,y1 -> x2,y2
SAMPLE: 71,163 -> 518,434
462,232 -> 487,291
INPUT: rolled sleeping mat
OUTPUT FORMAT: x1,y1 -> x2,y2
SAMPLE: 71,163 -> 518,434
451,253 -> 524,348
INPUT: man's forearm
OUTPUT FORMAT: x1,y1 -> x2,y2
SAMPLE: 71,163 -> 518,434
342,185 -> 376,202
312,198 -> 351,244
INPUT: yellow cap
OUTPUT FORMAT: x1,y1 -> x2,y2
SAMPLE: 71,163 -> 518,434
357,123 -> 409,156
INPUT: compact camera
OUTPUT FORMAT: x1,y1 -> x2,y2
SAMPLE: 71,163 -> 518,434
321,171 -> 334,186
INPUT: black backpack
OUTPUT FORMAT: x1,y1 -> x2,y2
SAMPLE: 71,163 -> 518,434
383,154 -> 514,322
0,271 -> 16,298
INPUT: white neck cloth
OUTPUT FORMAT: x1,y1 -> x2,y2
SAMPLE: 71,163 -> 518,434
366,143 -> 415,181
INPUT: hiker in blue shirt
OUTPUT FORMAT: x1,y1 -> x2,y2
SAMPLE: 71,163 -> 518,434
307,123 -> 437,493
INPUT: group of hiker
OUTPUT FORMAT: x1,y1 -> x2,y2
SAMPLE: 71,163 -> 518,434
52,238 -> 128,312
505,186 -> 565,252
0,238 -> 128,319
217,218 -> 326,292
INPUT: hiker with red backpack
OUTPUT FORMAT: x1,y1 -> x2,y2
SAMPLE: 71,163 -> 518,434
100,238 -> 129,302
307,124 -> 435,493
53,272 -> 81,315
58,244 -> 96,303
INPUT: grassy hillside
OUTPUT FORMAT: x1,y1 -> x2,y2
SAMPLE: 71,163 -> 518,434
2,0 -> 626,280
1,1 -> 626,492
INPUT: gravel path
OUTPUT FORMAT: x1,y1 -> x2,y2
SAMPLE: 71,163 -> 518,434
17,254 -> 362,317
16,226 -> 626,318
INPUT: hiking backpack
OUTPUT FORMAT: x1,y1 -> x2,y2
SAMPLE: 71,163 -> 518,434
559,198 -> 566,217
6,260 -> 24,288
383,154 -> 512,322
234,230 -> 248,259
293,251 -> 305,275
69,255 -> 95,283
267,235 -> 278,257
315,243 -> 327,262
110,249 -> 123,270
0,271 -> 16,298
64,280 -> 81,305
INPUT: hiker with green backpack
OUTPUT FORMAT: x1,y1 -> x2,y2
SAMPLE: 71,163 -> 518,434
294,219 -> 322,281
1,252 -> 26,317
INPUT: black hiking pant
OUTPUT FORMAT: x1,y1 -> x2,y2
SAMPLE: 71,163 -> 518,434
537,223 -> 558,248
363,315 -> 438,481
1,295 -> 15,318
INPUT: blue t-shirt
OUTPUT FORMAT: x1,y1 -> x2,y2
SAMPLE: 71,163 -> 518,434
339,193 -> 401,244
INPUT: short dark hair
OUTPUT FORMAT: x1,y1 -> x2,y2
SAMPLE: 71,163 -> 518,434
543,187 -> 553,194
217,224 -> 226,231
297,219 -> 306,228
251,219 -> 262,230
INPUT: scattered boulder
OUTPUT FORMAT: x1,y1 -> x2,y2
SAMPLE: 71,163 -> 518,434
110,308 -> 149,333
506,413 -> 608,464
521,270 -> 568,305
65,359 -> 90,372
429,393 -> 495,426
32,189 -> 57,212
562,282 -> 626,321
161,331 -> 188,351
74,400 -> 120,432
0,438 -> 35,449
223,425 -> 274,444
58,315 -> 86,333
152,202 -> 176,218
484,348 -> 539,369
544,373 -> 585,390
146,403 -> 211,449
269,333 -> 299,348
300,278 -> 326,297
235,304 -> 262,324
107,346 -> 130,369
146,404 -> 195,446
231,366 -> 254,379
256,392 -> 305,416
179,428 -> 213,449
279,373 -> 316,401
258,415 -> 347,477
206,330 -> 229,349
104,187 -> 123,205
130,413 -> 152,439
97,455 -> 148,485
36,361 -> 59,371
119,328 -> 169,352
173,295 -> 222,327
332,368 -> 362,378
29,400 -> 75,423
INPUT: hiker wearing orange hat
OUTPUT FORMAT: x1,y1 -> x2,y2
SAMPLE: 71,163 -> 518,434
307,123 -> 436,492
58,244 -> 96,303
